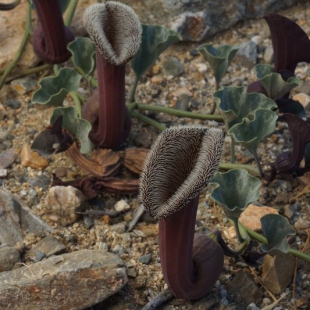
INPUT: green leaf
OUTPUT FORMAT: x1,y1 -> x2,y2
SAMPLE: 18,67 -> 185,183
261,214 -> 296,254
210,169 -> 261,220
197,44 -> 239,86
32,68 -> 81,106
254,64 -> 275,79
213,86 -> 277,130
259,73 -> 302,100
229,109 -> 277,154
68,37 -> 96,77
50,107 -> 93,154
131,24 -> 182,77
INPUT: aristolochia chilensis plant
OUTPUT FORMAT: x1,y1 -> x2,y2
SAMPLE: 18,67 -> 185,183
140,126 -> 225,300
32,0 -> 74,64
82,2 -> 142,149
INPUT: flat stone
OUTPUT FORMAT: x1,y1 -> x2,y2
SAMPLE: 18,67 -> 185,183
239,204 -> 279,232
262,252 -> 296,294
0,249 -> 128,310
235,41 -> 257,69
0,148 -> 18,169
0,247 -> 21,272
20,143 -> 49,170
10,76 -> 37,95
162,56 -> 184,77
138,253 -> 152,265
28,174 -> 51,191
25,236 -> 66,262
0,189 -> 53,247
294,218 -> 310,230
4,98 -> 21,109
44,186 -> 86,226
227,270 -> 263,305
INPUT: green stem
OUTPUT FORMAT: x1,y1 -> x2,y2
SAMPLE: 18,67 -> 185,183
219,163 -> 260,177
129,75 -> 140,103
230,136 -> 236,164
239,223 -> 310,264
64,0 -> 79,27
128,102 -> 224,121
252,150 -> 264,178
130,110 -> 166,131
0,1 -> 31,90
0,64 -> 52,82
69,91 -> 82,118
232,217 -> 245,243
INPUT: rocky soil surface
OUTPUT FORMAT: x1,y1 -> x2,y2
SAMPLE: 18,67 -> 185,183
1,1 -> 310,310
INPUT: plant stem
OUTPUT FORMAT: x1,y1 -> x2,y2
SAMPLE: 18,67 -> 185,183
69,91 -> 82,118
239,223 -> 310,264
127,102 -> 224,121
230,136 -> 236,164
0,1 -> 31,90
232,217 -> 245,243
129,75 -> 140,103
253,150 -> 264,178
64,0 -> 79,27
219,163 -> 260,177
130,110 -> 166,131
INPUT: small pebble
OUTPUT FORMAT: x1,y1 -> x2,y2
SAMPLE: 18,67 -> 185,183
138,253 -> 152,265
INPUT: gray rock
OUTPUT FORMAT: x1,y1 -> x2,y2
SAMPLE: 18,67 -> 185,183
10,76 -> 37,95
25,235 -> 66,262
235,41 -> 257,69
262,252 -> 296,294
227,270 -> 263,304
0,249 -> 128,310
0,169 -> 7,177
0,189 -> 53,246
138,253 -> 152,265
0,149 -> 18,169
4,99 -> 21,109
0,247 -> 21,272
163,56 -> 184,77
144,0 -> 308,42
28,174 -> 51,191
264,44 -> 274,64
44,186 -> 87,226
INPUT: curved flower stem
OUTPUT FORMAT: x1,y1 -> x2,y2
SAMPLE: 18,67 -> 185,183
126,102 -> 224,121
0,0 -> 31,90
0,64 -> 52,81
159,196 -> 224,299
219,163 -> 260,177
64,0 -> 79,27
239,222 -> 310,264
130,110 -> 166,131
129,75 -> 140,103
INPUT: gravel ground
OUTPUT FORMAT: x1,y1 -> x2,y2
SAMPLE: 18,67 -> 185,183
1,2 -> 310,310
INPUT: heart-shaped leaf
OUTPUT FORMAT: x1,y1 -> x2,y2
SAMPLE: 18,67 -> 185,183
197,44 -> 239,86
254,64 -> 275,79
210,169 -> 261,220
68,37 -> 96,77
261,214 -> 295,254
131,24 -> 182,78
213,86 -> 277,130
258,72 -> 302,100
50,107 -> 93,154
32,67 -> 81,106
229,109 -> 277,154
